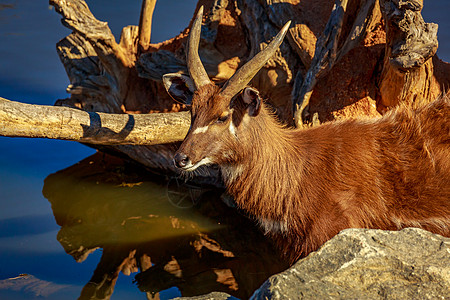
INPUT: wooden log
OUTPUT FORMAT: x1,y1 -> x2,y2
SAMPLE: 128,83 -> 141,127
51,0 -> 183,115
0,97 -> 189,145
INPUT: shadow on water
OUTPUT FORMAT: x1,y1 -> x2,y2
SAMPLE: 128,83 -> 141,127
42,153 -> 288,300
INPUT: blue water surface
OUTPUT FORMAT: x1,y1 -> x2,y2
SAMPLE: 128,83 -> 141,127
0,1 -> 196,299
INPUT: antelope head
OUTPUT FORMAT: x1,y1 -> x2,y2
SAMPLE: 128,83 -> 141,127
163,6 -> 290,172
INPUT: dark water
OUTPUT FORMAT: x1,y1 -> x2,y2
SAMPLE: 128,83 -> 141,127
0,1 -> 449,299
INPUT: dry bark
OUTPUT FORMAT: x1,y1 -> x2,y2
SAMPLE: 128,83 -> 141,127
292,0 -> 379,127
0,97 -> 189,145
138,0 -> 157,54
377,0 -> 440,113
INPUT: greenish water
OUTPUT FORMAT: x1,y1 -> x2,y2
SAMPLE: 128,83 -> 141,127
0,151 -> 287,299
0,1 -> 449,299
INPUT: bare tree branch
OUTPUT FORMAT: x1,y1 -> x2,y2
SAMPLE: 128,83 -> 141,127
50,0 -> 131,68
138,0 -> 157,53
292,0 -> 377,127
0,97 -> 189,145
292,0 -> 350,127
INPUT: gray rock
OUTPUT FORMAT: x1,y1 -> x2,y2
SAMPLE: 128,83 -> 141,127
251,228 -> 450,299
174,291 -> 236,300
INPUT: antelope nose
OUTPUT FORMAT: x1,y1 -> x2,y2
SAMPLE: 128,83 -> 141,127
174,153 -> 190,169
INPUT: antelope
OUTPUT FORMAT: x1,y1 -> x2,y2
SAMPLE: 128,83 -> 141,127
163,7 -> 450,263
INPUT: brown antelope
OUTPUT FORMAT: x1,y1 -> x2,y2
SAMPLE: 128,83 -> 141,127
163,7 -> 450,263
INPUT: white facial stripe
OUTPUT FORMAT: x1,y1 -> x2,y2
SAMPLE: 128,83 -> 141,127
183,157 -> 212,171
192,126 -> 209,135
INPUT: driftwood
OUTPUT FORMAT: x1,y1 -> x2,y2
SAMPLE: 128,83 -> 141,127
377,0 -> 440,112
292,0 -> 379,127
0,0 -> 449,173
0,97 -> 189,145
138,0 -> 157,54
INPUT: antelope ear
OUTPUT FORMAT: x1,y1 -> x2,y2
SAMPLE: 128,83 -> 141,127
162,73 -> 196,105
242,87 -> 261,117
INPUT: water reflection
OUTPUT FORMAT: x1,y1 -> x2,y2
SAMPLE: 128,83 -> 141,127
42,153 -> 288,299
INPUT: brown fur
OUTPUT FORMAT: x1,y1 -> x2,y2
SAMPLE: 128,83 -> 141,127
176,85 -> 450,264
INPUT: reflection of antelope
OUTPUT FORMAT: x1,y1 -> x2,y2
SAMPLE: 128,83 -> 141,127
163,7 -> 450,263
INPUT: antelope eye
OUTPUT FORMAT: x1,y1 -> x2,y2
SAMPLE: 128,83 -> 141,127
216,114 -> 229,123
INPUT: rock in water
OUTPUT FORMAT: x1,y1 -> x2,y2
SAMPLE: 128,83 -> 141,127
252,228 -> 450,299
